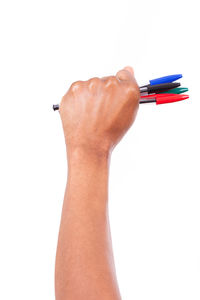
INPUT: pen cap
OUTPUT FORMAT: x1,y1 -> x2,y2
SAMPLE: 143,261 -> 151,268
156,94 -> 189,105
147,82 -> 181,94
162,87 -> 189,94
150,74 -> 182,85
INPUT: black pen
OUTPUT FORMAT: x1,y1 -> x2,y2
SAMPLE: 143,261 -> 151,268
140,82 -> 180,95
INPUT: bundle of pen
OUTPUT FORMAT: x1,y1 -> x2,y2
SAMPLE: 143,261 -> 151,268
139,74 -> 189,105
53,74 -> 189,111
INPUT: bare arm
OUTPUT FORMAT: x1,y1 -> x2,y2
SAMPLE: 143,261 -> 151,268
55,67 -> 140,300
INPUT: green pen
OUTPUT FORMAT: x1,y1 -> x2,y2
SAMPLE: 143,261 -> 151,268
162,87 -> 188,94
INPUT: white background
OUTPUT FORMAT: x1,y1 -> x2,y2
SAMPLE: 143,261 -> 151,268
0,0 -> 199,299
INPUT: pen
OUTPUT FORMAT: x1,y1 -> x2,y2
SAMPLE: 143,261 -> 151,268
140,94 -> 189,105
141,74 -> 182,87
161,87 -> 188,94
140,82 -> 180,94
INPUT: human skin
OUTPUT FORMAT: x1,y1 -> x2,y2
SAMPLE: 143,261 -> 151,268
55,66 -> 140,300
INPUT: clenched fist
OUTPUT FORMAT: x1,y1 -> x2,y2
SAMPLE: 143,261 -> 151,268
60,67 -> 140,157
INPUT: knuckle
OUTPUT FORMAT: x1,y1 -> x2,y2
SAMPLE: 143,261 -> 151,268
116,70 -> 128,81
116,70 -> 123,77
105,76 -> 118,87
70,80 -> 83,92
88,77 -> 101,88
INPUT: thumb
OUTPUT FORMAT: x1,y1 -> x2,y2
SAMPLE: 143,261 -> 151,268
116,66 -> 135,82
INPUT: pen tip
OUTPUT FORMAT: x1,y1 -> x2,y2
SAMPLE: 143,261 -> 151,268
53,104 -> 60,111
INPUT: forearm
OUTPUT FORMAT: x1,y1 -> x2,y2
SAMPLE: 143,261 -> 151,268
55,149 -> 121,300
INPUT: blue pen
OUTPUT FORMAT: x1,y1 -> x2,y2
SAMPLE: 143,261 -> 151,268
149,74 -> 182,85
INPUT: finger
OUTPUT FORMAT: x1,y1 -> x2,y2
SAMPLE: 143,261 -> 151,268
116,66 -> 135,82
124,66 -> 134,76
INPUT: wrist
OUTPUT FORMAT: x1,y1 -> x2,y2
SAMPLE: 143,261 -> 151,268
67,146 -> 111,165
66,146 -> 110,207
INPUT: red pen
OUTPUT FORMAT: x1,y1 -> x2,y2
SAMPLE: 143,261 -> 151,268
53,94 -> 189,110
140,94 -> 189,105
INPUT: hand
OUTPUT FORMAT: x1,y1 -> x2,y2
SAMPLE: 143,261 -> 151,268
60,66 -> 140,156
